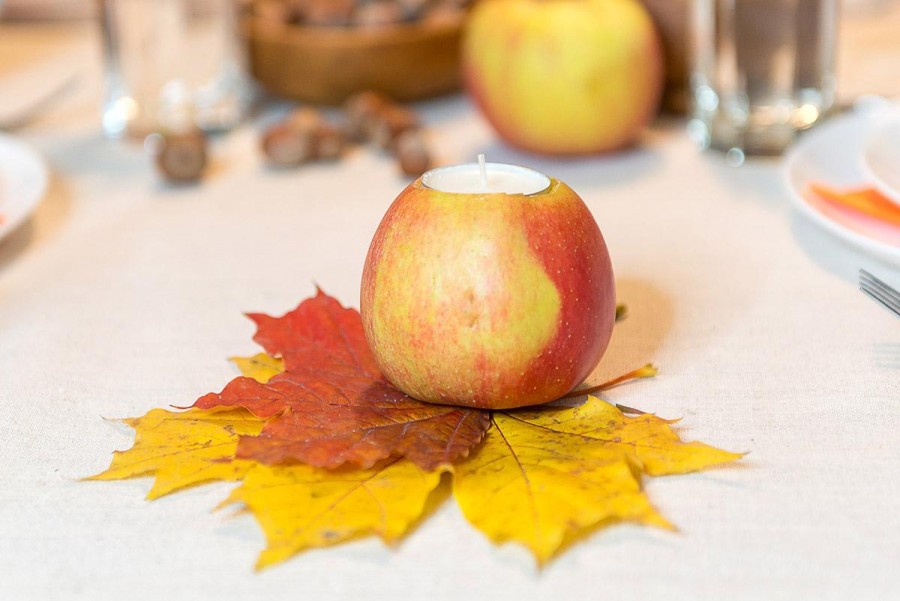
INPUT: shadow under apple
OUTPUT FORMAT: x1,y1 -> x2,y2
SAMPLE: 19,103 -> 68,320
581,276 -> 674,392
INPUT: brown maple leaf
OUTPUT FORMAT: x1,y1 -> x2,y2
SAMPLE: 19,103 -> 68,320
194,290 -> 490,471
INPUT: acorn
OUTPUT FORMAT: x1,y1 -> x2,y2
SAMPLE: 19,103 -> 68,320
152,129 -> 208,183
343,90 -> 391,142
304,0 -> 355,26
315,124 -> 348,161
353,0 -> 407,27
371,104 -> 420,150
396,0 -> 432,20
261,107 -> 347,166
392,128 -> 432,177
261,122 -> 317,167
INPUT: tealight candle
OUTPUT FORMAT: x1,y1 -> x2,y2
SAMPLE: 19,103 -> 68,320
422,154 -> 550,195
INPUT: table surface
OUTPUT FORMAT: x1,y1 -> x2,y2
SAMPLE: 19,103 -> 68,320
2,6 -> 899,601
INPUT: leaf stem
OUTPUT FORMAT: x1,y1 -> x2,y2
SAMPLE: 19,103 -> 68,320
559,363 -> 657,400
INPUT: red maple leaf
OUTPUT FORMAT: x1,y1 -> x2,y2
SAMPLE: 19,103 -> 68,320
194,290 -> 490,470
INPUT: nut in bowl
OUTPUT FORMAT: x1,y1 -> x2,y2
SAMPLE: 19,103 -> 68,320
244,0 -> 471,105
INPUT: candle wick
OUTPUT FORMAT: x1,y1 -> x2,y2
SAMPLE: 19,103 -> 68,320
477,153 -> 487,189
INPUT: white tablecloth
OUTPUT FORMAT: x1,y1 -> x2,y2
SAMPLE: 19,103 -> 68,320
1,8 -> 899,601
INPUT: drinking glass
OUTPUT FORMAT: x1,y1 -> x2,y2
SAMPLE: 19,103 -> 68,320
100,0 -> 250,138
689,0 -> 839,163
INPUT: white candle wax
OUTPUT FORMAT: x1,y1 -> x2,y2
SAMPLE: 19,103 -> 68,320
422,155 -> 551,195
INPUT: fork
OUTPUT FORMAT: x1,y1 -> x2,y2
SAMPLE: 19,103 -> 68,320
859,269 -> 900,318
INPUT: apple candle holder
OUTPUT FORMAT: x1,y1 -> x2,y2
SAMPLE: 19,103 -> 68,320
360,156 -> 616,410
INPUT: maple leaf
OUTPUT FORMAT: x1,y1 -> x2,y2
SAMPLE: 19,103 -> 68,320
87,408 -> 265,499
224,459 -> 445,569
809,184 -> 900,226
452,396 -> 742,564
229,353 -> 284,384
194,290 -> 490,471
89,289 -> 743,569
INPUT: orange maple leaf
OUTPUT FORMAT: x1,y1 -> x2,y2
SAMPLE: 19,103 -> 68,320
809,183 -> 900,227
91,290 -> 743,568
194,290 -> 490,471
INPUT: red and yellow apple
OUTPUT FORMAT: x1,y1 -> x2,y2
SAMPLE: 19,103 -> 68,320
461,0 -> 664,155
360,176 -> 616,409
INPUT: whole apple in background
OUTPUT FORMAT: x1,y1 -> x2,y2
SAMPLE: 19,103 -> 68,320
462,0 -> 664,155
360,177 -> 616,410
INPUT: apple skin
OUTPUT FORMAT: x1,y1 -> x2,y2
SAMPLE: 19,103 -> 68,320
360,178 -> 616,409
462,0 -> 664,155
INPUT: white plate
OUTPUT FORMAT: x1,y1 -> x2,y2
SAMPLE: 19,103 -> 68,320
862,118 -> 900,207
784,106 -> 900,266
0,134 -> 49,243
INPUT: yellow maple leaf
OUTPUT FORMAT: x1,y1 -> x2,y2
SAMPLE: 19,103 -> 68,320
87,408 -> 265,499
90,336 -> 742,567
229,353 -> 285,383
534,396 -> 743,477
224,458 -> 444,569
452,396 -> 742,564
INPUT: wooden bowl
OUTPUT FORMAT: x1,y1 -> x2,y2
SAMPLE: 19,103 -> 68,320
243,15 -> 465,105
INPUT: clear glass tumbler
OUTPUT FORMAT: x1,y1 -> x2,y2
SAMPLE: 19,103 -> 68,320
100,0 -> 250,139
689,0 -> 839,163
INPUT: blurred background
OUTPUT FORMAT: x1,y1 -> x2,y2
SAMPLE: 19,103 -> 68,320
1,1 -> 898,140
